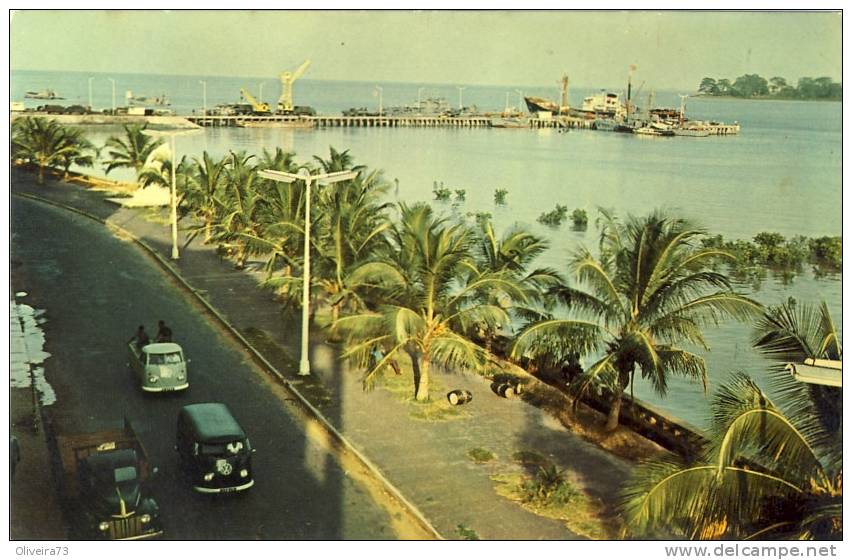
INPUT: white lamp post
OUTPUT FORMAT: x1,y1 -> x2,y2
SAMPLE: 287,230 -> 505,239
457,86 -> 466,110
88,77 -> 93,111
199,80 -> 207,117
142,128 -> 203,260
108,78 -> 116,114
258,167 -> 358,376
374,85 -> 383,116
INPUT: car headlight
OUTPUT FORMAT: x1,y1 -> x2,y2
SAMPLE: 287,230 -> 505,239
99,521 -> 110,532
203,472 -> 214,481
177,374 -> 185,381
148,376 -> 157,383
240,469 -> 249,478
140,514 -> 151,524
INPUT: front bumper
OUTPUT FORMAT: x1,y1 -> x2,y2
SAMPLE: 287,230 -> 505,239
193,479 -> 254,494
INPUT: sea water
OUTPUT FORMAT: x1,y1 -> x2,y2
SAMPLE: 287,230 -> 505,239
11,70 -> 842,428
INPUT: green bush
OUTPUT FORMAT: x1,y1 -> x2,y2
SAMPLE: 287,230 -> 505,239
810,236 -> 842,269
467,447 -> 496,463
494,188 -> 508,205
520,465 -> 580,506
432,181 -> 451,201
571,208 -> 588,228
537,204 -> 569,227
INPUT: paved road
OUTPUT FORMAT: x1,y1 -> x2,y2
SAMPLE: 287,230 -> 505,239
10,195 -> 397,540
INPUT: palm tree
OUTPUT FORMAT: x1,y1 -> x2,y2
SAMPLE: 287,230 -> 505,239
619,371 -> 841,540
183,151 -> 229,242
11,117 -> 83,184
101,123 -> 164,180
313,146 -> 364,174
752,298 -> 842,440
207,151 -> 267,269
466,219 -> 562,350
55,126 -> 98,180
311,168 -> 393,322
334,203 -> 525,401
512,210 -> 761,431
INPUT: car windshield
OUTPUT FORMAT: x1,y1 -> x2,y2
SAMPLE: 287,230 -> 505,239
147,351 -> 182,365
201,440 -> 245,456
114,466 -> 138,483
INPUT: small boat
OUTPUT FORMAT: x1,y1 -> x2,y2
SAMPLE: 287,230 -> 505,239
126,91 -> 170,106
490,116 -> 529,129
673,126 -> 711,137
594,118 -> 635,133
236,119 -> 316,129
635,124 -> 675,137
25,89 -> 63,100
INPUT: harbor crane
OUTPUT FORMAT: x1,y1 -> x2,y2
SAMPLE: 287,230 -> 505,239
240,88 -> 272,115
277,59 -> 311,113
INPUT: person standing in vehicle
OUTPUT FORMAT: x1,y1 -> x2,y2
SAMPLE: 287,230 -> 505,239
156,320 -> 173,343
130,325 -> 150,348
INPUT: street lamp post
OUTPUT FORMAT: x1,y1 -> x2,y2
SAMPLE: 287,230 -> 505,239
108,78 -> 116,114
142,128 -> 203,260
199,80 -> 207,117
374,85 -> 383,116
258,168 -> 358,376
457,86 -> 466,110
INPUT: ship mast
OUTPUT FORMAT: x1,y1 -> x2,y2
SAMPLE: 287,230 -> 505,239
678,94 -> 689,126
626,65 -> 636,122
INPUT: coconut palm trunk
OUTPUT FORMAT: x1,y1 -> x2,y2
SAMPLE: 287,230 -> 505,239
415,354 -> 430,401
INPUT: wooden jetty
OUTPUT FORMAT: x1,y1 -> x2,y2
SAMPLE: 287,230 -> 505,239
185,114 -> 594,130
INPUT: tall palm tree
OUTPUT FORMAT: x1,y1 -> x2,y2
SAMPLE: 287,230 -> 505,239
183,151 -> 229,242
619,371 -> 842,540
311,168 -> 393,322
334,203 -> 525,401
56,126 -> 98,180
512,210 -> 761,431
11,117 -> 83,184
313,146 -> 364,174
465,219 -> 562,349
101,123 -> 164,179
207,151 -> 267,269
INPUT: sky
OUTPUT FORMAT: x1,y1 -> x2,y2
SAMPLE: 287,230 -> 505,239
9,10 -> 843,90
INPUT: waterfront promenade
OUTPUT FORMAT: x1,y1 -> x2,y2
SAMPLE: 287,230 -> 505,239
11,169 -> 647,540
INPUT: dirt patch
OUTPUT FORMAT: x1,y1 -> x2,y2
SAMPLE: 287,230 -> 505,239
521,380 -> 664,462
491,471 -> 618,540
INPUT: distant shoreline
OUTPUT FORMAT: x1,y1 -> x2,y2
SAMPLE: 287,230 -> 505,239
693,94 -> 841,103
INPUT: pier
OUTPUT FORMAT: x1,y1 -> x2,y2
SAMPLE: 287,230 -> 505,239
184,114 -> 596,130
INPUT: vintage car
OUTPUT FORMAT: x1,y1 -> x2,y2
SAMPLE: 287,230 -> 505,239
128,342 -> 189,393
176,403 -> 255,493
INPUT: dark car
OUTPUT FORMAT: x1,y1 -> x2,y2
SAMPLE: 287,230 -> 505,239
176,403 -> 254,493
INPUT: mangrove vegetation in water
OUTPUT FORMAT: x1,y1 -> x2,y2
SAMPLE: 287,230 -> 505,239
698,74 -> 842,101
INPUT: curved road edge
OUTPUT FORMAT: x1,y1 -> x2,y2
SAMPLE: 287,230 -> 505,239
13,191 -> 443,541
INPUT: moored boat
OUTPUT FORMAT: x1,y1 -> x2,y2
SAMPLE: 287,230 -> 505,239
25,88 -> 63,100
490,116 -> 529,128
236,119 -> 315,129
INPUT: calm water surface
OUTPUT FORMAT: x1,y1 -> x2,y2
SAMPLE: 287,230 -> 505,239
13,71 -> 842,428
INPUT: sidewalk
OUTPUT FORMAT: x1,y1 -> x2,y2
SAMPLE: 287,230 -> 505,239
13,171 -> 634,540
9,294 -> 66,540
